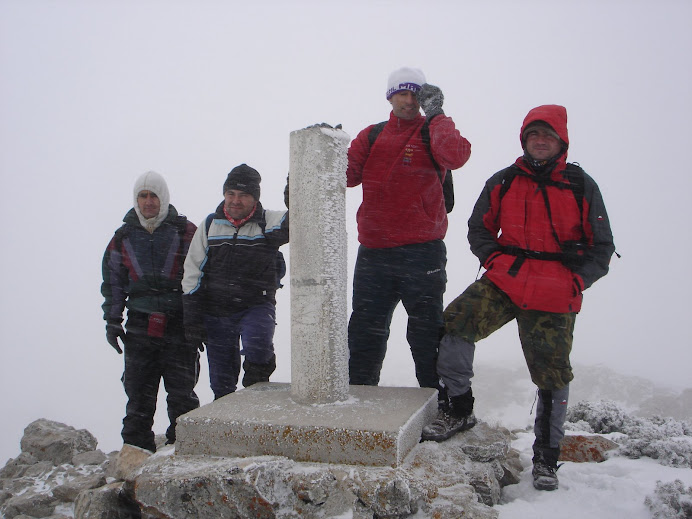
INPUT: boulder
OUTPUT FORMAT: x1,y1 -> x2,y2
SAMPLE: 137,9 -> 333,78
20,419 -> 97,465
73,482 -> 141,519
560,434 -> 619,463
113,444 -> 153,482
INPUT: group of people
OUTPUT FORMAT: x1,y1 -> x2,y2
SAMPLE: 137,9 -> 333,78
101,66 -> 615,492
101,165 -> 288,453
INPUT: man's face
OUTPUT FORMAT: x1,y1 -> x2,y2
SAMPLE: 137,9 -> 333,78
525,127 -> 562,161
224,189 -> 256,220
137,190 -> 161,219
389,90 -> 420,120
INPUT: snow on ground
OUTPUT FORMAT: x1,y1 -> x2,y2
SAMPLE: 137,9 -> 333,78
496,430 -> 692,519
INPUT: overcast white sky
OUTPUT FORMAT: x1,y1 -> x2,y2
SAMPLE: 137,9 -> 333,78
1,0 -> 690,464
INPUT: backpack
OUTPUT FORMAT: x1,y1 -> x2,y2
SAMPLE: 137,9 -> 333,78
496,162 -> 587,273
367,120 -> 455,213
205,213 -> 286,289
499,162 -> 585,216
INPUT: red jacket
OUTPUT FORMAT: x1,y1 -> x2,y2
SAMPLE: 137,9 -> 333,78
347,111 -> 471,248
468,105 -> 615,313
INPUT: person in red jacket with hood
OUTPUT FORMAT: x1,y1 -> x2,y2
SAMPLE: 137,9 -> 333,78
422,105 -> 615,492
346,66 -> 471,397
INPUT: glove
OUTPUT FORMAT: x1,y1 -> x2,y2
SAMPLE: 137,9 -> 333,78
185,328 -> 206,352
284,174 -> 289,209
416,83 -> 444,120
106,322 -> 125,354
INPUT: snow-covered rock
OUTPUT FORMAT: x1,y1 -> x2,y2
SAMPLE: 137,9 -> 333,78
1,419 -> 521,518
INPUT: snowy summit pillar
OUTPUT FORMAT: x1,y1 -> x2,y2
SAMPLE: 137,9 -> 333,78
177,124 -> 438,467
289,124 -> 350,404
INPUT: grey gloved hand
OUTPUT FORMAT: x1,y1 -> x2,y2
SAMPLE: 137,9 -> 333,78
106,322 -> 125,354
416,83 -> 444,120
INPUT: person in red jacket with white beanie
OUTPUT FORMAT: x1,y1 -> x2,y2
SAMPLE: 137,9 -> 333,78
346,66 -> 471,399
423,104 -> 616,493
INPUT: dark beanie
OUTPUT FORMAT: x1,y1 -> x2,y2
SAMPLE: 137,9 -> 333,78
223,164 -> 261,200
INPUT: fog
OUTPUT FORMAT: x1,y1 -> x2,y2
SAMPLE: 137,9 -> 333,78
1,1 -> 690,465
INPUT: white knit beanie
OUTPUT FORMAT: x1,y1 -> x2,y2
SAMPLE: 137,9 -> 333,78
133,170 -> 170,232
386,67 -> 426,99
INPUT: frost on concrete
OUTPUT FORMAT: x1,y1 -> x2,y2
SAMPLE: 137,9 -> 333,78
288,124 -> 351,404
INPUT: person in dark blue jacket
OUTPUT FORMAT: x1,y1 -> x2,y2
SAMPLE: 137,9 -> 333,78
102,171 -> 200,452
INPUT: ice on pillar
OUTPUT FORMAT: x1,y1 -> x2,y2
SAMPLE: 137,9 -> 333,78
288,124 -> 350,404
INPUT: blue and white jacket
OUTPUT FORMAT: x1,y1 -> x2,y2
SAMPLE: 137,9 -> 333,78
182,201 -> 289,331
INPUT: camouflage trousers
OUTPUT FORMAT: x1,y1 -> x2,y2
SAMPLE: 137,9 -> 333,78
442,277 -> 575,391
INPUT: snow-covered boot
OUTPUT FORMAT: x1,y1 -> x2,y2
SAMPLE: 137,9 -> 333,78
532,452 -> 561,491
421,389 -> 476,442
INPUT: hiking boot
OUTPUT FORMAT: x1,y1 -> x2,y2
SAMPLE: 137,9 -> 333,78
532,460 -> 560,491
421,410 -> 477,442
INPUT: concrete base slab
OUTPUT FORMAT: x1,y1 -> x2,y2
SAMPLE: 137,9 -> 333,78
176,383 -> 438,467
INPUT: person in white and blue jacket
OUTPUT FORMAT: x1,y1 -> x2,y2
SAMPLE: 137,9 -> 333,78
182,164 -> 289,400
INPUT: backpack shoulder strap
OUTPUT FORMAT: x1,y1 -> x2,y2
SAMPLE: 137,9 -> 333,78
419,120 -> 441,179
204,213 -> 215,235
563,163 -> 586,216
420,119 -> 455,213
367,121 -> 388,147
258,210 -> 267,234
500,163 -> 585,210
499,165 -> 521,201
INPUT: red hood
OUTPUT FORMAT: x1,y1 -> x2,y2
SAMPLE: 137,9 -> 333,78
518,104 -> 569,171
520,105 -> 569,145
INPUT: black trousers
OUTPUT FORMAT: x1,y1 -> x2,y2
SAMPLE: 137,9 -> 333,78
348,240 -> 447,389
121,314 -> 200,452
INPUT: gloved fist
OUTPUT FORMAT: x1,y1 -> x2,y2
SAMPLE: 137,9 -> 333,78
185,328 -> 206,351
106,322 -> 125,354
416,83 -> 444,120
284,174 -> 289,209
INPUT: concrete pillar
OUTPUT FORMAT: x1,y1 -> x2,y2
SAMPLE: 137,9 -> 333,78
176,124 -> 439,466
288,125 -> 350,404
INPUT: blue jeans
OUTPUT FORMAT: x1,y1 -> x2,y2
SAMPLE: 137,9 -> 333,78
204,302 -> 276,399
348,240 -> 447,389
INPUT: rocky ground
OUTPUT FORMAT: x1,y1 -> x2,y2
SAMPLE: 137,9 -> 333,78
0,418 -> 533,518
1,416 -> 623,519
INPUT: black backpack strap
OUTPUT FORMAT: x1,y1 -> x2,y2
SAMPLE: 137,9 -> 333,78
562,163 -> 585,217
499,164 -> 584,214
499,166 -> 520,202
420,120 -> 454,213
204,213 -> 215,235
497,164 -> 588,274
367,121 -> 388,147
420,120 -> 444,184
